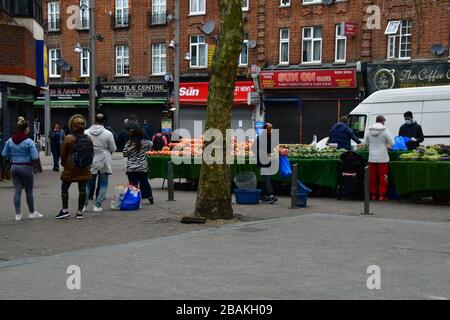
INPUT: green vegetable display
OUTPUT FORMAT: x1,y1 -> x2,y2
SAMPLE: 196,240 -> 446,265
280,144 -> 347,159
399,144 -> 450,161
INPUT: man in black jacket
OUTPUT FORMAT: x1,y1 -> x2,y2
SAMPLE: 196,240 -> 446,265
255,123 -> 278,204
398,111 -> 424,150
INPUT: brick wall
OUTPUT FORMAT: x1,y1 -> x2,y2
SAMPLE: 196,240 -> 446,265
0,24 -> 36,80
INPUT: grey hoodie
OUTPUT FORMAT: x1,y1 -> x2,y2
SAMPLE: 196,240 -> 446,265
364,122 -> 394,163
85,125 -> 117,174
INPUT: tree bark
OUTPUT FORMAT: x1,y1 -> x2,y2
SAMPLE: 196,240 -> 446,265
193,0 -> 244,220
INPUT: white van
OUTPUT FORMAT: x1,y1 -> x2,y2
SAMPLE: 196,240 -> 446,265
317,85 -> 450,149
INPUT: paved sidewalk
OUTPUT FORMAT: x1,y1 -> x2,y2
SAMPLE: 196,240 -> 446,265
1,153 -> 449,263
1,213 -> 449,299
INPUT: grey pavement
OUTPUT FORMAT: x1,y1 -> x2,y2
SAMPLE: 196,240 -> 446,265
0,153 -> 449,299
0,213 -> 449,299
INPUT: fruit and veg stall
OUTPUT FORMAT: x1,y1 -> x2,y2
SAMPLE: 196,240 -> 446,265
146,141 -> 450,199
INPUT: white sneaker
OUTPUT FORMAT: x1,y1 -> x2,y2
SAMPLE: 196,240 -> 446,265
15,214 -> 22,221
82,206 -> 87,213
93,206 -> 103,213
28,211 -> 43,219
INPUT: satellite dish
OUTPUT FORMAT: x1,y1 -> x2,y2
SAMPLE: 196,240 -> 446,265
55,59 -> 65,68
431,44 -> 446,56
61,63 -> 72,71
198,20 -> 215,35
248,40 -> 257,48
322,0 -> 333,5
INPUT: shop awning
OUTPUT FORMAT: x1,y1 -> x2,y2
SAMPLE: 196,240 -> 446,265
33,100 -> 89,108
8,95 -> 34,103
98,98 -> 167,104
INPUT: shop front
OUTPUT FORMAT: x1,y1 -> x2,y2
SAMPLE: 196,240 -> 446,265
179,81 -> 255,138
99,82 -> 169,134
366,61 -> 450,95
260,68 -> 363,144
34,83 -> 89,133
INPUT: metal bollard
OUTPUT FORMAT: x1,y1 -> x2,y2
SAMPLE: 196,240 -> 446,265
361,165 -> 371,215
290,164 -> 299,209
167,161 -> 175,201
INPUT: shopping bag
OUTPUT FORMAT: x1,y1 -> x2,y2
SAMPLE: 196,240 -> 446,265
32,158 -> 43,174
391,136 -> 410,151
279,155 -> 292,178
120,185 -> 141,211
111,184 -> 127,210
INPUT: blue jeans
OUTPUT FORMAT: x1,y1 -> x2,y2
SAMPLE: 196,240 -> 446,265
85,172 -> 109,208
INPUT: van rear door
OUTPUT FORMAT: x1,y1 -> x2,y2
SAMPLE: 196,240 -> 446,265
421,99 -> 450,145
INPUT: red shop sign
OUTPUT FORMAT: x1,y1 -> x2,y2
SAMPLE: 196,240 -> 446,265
179,81 -> 255,105
344,22 -> 356,36
260,69 -> 357,89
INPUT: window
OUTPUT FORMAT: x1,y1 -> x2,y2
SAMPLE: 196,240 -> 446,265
386,20 -> 411,59
242,0 -> 249,11
349,115 -> 367,139
190,35 -> 207,68
115,0 -> 129,27
189,0 -> 205,15
239,33 -> 249,66
152,43 -> 166,75
47,1 -> 60,31
335,23 -> 346,63
280,0 -> 290,7
79,0 -> 89,29
279,28 -> 290,65
115,46 -> 129,76
80,48 -> 90,77
302,0 -> 322,4
49,48 -> 60,78
152,0 -> 166,25
302,27 -> 322,63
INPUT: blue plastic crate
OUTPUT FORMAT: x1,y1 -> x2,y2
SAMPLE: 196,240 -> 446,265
234,189 -> 262,204
296,193 -> 308,208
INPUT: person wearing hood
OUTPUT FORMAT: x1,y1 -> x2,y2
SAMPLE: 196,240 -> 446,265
328,116 -> 362,150
398,111 -> 424,150
83,114 -> 117,212
364,115 -> 394,201
57,114 -> 93,219
2,119 -> 43,221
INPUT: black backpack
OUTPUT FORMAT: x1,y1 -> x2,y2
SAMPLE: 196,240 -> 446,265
153,134 -> 165,151
72,134 -> 94,168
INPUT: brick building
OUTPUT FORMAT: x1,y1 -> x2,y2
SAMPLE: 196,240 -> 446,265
0,0 -> 44,145
40,0 -> 450,142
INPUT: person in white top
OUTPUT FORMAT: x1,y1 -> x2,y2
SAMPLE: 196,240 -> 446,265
364,115 -> 394,201
83,114 -> 117,212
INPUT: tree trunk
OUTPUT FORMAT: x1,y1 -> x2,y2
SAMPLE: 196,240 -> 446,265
193,0 -> 244,220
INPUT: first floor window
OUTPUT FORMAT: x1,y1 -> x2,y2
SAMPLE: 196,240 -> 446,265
335,23 -> 346,62
386,20 -> 411,59
115,0 -> 129,26
279,28 -> 290,64
116,45 -> 129,76
49,48 -> 60,77
242,0 -> 249,11
189,0 -> 205,15
152,43 -> 167,75
80,48 -> 90,77
190,35 -> 207,68
302,26 -> 322,63
239,33 -> 249,66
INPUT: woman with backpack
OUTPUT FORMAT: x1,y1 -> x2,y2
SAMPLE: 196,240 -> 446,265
2,119 -> 43,221
123,125 -> 154,204
56,114 -> 93,219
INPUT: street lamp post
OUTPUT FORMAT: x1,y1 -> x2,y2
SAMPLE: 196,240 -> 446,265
88,0 -> 96,125
173,0 -> 180,134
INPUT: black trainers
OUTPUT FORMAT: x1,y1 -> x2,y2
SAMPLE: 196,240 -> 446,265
268,195 -> 278,204
148,197 -> 154,204
76,212 -> 83,219
56,210 -> 70,219
260,195 -> 270,203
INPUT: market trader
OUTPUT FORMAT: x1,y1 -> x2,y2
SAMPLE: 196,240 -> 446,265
255,123 -> 278,204
398,111 -> 424,150
328,116 -> 362,150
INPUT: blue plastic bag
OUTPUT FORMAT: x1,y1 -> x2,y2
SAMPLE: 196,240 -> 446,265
391,136 -> 411,151
120,186 -> 141,211
279,155 -> 292,178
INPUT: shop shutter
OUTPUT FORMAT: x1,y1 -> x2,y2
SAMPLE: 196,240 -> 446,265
265,103 -> 301,144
